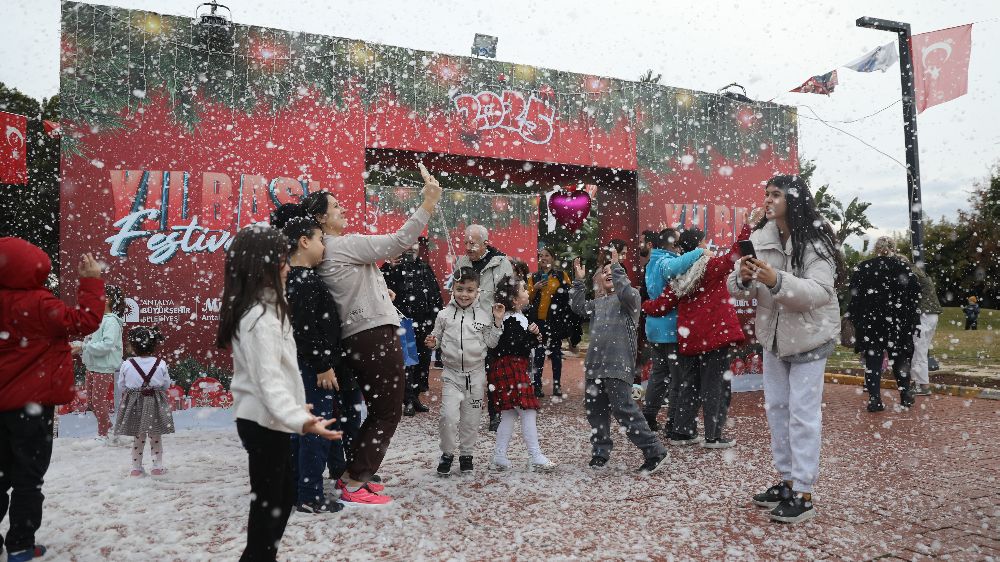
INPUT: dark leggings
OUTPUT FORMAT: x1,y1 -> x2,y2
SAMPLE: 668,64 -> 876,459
341,324 -> 405,482
236,419 -> 294,562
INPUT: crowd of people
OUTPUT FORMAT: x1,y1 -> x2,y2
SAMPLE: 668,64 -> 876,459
0,169 -> 969,560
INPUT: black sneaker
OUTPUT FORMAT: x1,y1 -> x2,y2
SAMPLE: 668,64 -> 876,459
488,414 -> 500,432
667,432 -> 704,446
534,385 -> 545,398
589,455 -> 608,469
459,455 -> 474,473
702,437 -> 736,449
636,455 -> 667,475
770,494 -> 817,523
437,454 -> 454,476
403,402 -> 416,417
296,498 -> 343,514
412,396 -> 430,412
867,398 -> 885,412
900,387 -> 915,408
643,413 -> 660,433
552,385 -> 563,398
752,482 -> 791,508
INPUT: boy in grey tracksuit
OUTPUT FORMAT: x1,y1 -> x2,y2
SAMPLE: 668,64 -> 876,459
426,268 -> 503,475
570,254 -> 668,474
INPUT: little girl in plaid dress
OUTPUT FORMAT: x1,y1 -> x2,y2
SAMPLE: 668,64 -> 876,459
114,326 -> 175,477
489,275 -> 556,472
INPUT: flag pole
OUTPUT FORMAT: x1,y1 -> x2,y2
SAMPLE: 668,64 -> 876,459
856,17 -> 924,267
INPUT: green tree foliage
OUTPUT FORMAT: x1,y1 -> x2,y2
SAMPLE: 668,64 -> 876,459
800,159 -> 875,245
0,83 -> 61,276
897,165 -> 1000,307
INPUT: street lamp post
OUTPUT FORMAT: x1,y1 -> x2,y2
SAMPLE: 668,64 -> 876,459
856,16 -> 924,267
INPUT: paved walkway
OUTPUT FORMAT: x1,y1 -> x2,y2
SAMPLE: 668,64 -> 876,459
39,356 -> 999,561
428,356 -> 999,561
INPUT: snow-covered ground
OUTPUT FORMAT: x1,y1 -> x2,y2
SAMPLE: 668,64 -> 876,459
3,379 -> 998,561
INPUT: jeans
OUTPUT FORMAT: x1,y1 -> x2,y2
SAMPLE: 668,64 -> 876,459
290,361 -> 334,504
532,319 -> 563,389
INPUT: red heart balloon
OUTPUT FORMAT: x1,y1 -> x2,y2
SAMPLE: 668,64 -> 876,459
548,189 -> 592,232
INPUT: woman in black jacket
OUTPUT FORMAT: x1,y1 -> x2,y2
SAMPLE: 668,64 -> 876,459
381,240 -> 444,415
846,237 -> 922,412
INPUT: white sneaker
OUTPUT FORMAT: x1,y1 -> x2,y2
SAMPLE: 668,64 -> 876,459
491,457 -> 512,471
526,458 -> 557,472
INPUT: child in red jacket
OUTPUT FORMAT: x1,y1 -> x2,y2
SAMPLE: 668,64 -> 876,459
0,238 -> 104,562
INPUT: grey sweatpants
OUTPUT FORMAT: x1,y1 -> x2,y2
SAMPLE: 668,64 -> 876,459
439,367 -> 486,456
674,347 -> 733,441
585,377 -> 667,461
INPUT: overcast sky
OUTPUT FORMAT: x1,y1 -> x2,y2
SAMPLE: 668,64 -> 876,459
2,0 -> 998,245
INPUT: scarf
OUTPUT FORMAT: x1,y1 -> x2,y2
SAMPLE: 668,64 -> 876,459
669,254 -> 710,298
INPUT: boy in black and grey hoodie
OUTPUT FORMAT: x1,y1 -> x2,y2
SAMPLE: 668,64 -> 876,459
570,248 -> 668,474
425,267 -> 504,475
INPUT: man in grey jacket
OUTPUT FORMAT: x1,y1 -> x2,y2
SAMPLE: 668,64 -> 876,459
570,248 -> 668,475
452,224 -> 514,430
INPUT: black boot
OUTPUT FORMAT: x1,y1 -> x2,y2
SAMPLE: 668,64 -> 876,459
412,393 -> 430,413
552,384 -> 563,398
534,385 -> 545,398
403,401 -> 416,417
437,454 -> 454,476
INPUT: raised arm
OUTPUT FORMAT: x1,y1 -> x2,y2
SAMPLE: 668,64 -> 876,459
612,264 -> 641,317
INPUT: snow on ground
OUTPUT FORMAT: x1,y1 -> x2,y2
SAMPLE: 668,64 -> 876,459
3,372 -> 999,561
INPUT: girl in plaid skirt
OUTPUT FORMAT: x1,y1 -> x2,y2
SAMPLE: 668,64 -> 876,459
489,275 -> 556,472
114,326 -> 175,477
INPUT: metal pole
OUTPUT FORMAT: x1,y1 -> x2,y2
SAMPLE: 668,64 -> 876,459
856,17 -> 924,267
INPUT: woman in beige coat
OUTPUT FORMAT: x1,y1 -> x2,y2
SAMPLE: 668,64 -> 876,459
728,175 -> 844,524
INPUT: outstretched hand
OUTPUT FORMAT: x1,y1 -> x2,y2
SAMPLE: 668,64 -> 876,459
303,416 -> 343,441
492,303 -> 506,323
418,162 -> 442,210
748,207 -> 765,225
573,258 -> 585,281
79,253 -> 102,278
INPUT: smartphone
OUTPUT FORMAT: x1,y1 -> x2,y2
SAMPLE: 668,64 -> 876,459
738,240 -> 757,260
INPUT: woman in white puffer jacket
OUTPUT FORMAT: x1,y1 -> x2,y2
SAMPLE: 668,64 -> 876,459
727,175 -> 845,525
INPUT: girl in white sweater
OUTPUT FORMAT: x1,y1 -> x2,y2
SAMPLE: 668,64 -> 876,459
216,225 -> 341,562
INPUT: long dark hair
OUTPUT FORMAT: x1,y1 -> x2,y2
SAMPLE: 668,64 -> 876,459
755,175 -> 846,286
216,225 -> 290,348
494,274 -> 521,311
105,284 -> 126,317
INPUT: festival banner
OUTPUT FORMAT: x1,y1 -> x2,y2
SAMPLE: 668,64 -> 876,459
59,2 -> 796,364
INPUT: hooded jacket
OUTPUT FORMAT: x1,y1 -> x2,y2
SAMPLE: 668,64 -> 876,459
846,255 -> 921,356
644,225 -> 750,356
643,248 -> 704,344
429,298 -> 503,373
727,221 -> 841,360
0,237 -> 105,411
81,312 -> 125,374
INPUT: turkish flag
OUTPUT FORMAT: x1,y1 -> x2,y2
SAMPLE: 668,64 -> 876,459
0,111 -> 28,184
911,24 -> 973,113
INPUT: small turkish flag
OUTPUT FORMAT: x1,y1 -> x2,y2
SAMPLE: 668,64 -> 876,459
911,24 -> 973,113
0,111 -> 28,185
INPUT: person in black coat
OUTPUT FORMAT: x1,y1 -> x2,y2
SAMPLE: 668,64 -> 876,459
381,239 -> 444,415
846,237 -> 922,412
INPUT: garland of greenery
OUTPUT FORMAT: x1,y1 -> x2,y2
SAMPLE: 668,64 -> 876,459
60,1 -> 797,181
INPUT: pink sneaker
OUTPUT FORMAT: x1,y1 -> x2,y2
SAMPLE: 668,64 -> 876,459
129,469 -> 145,477
338,480 -> 392,505
336,478 -> 385,493
150,467 -> 167,476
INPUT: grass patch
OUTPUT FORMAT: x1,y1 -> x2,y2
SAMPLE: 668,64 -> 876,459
827,307 -> 997,372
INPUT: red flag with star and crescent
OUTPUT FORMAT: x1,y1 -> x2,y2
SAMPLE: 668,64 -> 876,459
0,111 -> 28,184
911,24 -> 973,114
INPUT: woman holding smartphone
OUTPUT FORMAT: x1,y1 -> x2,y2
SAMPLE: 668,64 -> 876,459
727,175 -> 844,524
